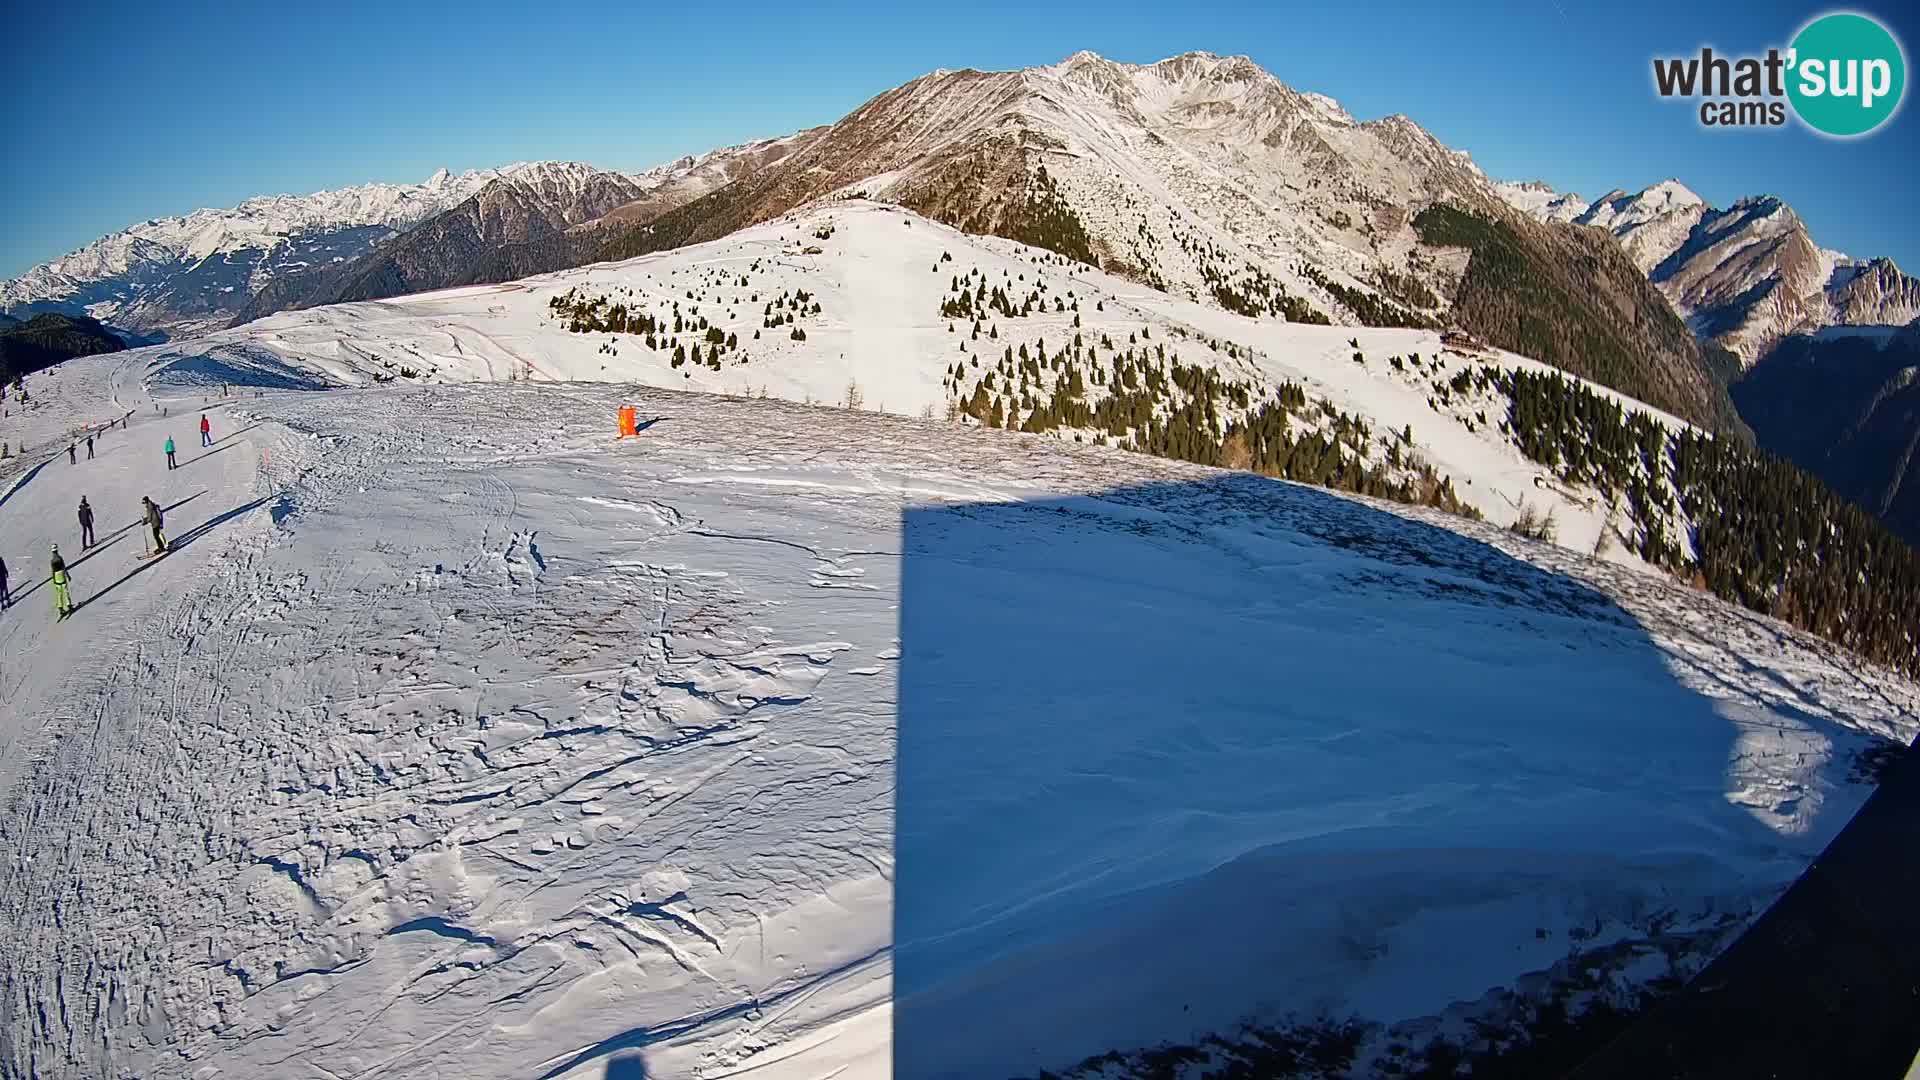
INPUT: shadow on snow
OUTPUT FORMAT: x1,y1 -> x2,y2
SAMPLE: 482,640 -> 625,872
890,473 -> 1874,1078
67,494 -> 273,615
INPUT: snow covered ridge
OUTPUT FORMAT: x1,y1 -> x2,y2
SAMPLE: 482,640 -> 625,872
795,47 -> 1503,330
153,202 -> 1691,563
0,347 -> 1915,1080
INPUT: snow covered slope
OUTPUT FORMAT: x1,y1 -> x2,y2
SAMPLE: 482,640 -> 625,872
139,201 -> 1693,568
1,343 -> 1914,1080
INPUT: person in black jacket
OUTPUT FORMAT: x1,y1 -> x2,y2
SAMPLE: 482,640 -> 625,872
143,496 -> 167,554
0,554 -> 10,610
78,497 -> 96,549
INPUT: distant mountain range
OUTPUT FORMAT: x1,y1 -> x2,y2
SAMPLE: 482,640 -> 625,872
0,152 -> 800,341
1,166 -> 508,338
227,161 -> 652,322
1494,178 -> 1920,363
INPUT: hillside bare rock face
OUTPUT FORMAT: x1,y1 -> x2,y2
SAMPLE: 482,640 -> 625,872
612,53 -> 1503,284
1413,204 -> 1742,436
598,133 -> 820,229
1500,181 -> 1920,364
1732,324 -> 1920,546
0,313 -> 126,380
326,164 -> 651,303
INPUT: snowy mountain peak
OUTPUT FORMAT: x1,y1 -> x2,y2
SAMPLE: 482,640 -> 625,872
1726,193 -> 1791,220
1577,182 -> 1710,233
1642,178 -> 1703,208
1043,49 -> 1287,107
1299,90 -> 1354,124
1491,180 -> 1591,223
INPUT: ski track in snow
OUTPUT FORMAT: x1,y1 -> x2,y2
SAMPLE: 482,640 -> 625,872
0,363 -> 1917,1076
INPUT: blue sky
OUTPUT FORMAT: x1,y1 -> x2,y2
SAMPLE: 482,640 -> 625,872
4,0 -> 1915,278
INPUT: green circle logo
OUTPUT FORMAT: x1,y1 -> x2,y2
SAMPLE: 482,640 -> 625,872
1787,12 -> 1906,136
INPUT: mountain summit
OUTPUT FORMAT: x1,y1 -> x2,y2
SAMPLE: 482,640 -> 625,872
596,51 -> 1730,429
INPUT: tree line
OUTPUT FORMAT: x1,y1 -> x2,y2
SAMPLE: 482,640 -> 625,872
1501,368 -> 1920,677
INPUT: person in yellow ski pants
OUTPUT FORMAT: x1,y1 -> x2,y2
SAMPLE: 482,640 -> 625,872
49,544 -> 74,619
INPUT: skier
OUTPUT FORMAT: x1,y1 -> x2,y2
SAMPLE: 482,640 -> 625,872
78,497 -> 95,549
164,436 -> 176,470
0,554 -> 10,610
86,434 -> 95,459
49,544 -> 73,620
143,496 -> 168,555
68,443 -> 77,465
200,414 -> 211,447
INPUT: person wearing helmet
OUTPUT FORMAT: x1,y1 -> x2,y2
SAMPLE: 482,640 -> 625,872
78,497 -> 95,549
50,544 -> 73,620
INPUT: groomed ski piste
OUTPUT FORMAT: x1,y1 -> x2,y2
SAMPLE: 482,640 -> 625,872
1,203 -> 1916,1080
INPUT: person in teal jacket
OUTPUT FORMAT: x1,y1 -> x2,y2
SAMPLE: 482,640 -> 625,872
164,436 -> 176,470
49,544 -> 73,619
